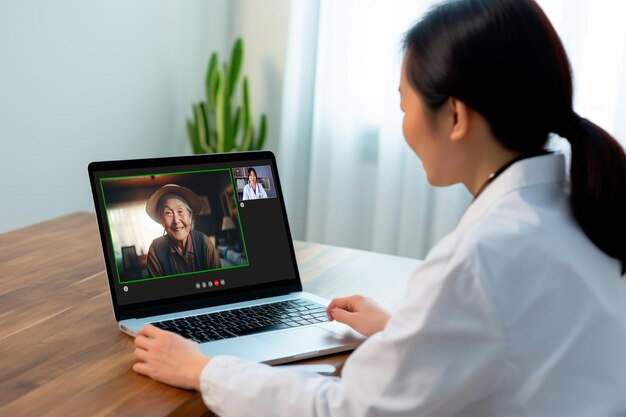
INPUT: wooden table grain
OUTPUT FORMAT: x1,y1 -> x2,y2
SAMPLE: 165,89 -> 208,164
0,212 -> 420,417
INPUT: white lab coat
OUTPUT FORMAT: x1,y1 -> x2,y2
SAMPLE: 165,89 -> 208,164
200,153 -> 626,417
242,182 -> 268,200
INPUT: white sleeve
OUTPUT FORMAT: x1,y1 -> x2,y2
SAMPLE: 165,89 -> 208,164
259,183 -> 268,198
242,185 -> 250,201
199,243 -> 508,417
200,356 -> 357,417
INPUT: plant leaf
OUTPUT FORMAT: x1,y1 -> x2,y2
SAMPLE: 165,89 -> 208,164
255,114 -> 267,150
200,102 -> 215,153
187,118 -> 201,154
228,38 -> 243,98
208,57 -> 220,112
232,106 -> 241,147
216,73 -> 225,153
222,63 -> 232,151
205,53 -> 218,107
241,77 -> 254,150
194,103 -> 213,153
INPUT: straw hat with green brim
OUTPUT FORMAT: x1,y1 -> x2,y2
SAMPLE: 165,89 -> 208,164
145,184 -> 203,224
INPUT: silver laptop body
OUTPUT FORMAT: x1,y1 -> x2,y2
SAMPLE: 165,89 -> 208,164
89,151 -> 364,365
120,292 -> 363,364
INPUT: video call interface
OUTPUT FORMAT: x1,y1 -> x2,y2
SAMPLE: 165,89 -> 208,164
95,160 -> 296,306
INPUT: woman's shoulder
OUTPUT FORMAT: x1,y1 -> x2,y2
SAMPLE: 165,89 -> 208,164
423,196 -> 562,283
189,229 -> 209,241
190,230 -> 218,250
150,235 -> 169,247
457,185 -> 573,250
439,189 -> 604,294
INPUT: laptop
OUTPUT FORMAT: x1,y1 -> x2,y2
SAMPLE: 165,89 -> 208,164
88,150 -> 364,364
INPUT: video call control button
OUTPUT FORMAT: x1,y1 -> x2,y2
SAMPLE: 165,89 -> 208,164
202,282 -> 207,288
123,286 -> 128,292
195,282 -> 201,289
208,281 -> 213,287
214,280 -> 219,287
220,279 -> 225,286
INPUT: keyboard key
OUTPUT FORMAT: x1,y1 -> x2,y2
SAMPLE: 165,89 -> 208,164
232,323 -> 290,337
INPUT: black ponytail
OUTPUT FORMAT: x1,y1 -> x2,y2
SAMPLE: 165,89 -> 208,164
557,115 -> 626,274
403,0 -> 626,274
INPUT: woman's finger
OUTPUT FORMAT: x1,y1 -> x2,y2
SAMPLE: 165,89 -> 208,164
328,296 -> 357,311
326,298 -> 341,319
327,297 -> 349,319
134,334 -> 152,349
133,361 -> 150,376
134,347 -> 150,362
327,295 -> 363,320
326,300 -> 337,319
137,324 -> 161,338
331,307 -> 357,329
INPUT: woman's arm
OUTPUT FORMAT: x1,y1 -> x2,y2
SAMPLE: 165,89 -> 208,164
133,238 -> 506,417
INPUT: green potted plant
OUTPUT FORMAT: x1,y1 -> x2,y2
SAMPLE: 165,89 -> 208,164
187,38 -> 267,153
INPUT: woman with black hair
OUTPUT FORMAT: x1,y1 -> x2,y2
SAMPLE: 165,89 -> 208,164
242,167 -> 268,200
131,1 -> 626,415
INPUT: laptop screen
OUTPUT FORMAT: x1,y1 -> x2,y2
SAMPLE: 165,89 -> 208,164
89,151 -> 300,317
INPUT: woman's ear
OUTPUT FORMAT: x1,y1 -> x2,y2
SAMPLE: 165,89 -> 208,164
448,97 -> 470,142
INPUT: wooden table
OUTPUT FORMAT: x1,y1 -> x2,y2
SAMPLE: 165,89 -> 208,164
0,212 -> 420,417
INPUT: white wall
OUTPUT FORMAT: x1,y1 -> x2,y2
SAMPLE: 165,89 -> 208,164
0,0 -> 290,233
231,0 -> 290,152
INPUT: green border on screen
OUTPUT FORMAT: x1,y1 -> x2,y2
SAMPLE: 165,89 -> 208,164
99,168 -> 249,284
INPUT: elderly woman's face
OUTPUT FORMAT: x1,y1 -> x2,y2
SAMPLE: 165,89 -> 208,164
160,197 -> 192,243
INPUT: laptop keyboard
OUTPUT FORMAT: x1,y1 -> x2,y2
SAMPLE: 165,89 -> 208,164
151,299 -> 329,343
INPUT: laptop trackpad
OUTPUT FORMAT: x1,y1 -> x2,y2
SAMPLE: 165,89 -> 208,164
254,327 -> 341,357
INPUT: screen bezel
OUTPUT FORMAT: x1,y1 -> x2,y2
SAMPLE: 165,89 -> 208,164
88,150 -> 302,321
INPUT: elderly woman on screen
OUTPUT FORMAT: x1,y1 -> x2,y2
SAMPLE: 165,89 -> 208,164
242,167 -> 268,200
145,184 -> 221,277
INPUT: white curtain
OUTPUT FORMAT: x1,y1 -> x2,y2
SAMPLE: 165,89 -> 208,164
107,201 -> 164,260
278,0 -> 626,259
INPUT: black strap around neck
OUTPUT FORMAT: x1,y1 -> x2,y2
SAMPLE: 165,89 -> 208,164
473,150 -> 552,200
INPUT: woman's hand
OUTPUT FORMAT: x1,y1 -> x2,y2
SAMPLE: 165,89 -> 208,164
133,324 -> 211,390
326,295 -> 390,337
